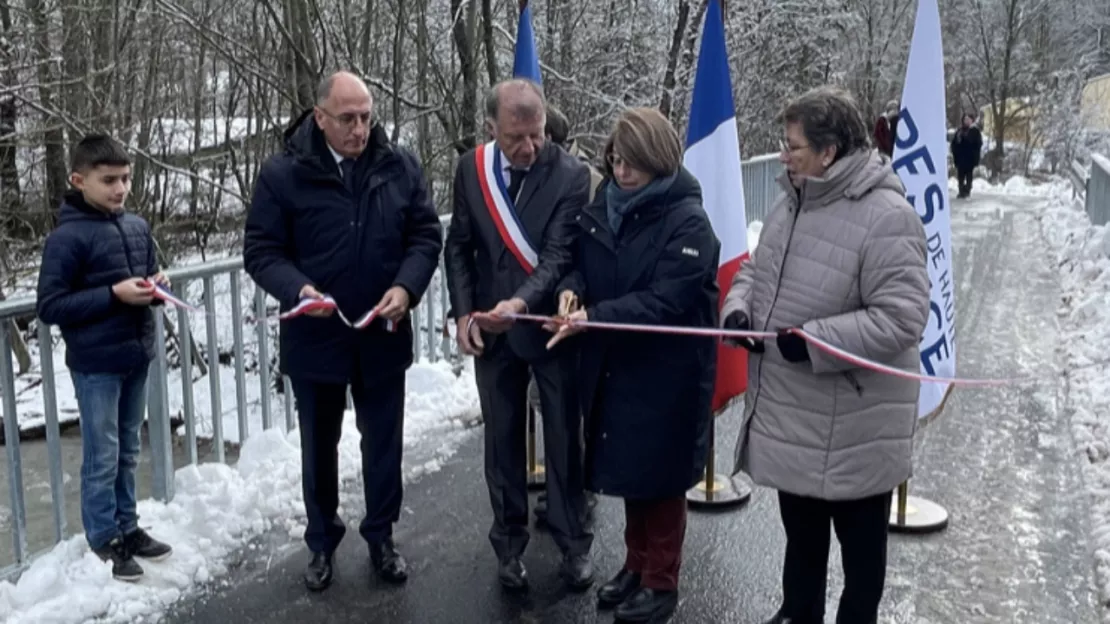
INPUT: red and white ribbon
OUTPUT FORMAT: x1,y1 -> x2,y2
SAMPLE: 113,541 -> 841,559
278,296 -> 339,320
502,312 -> 1024,387
143,281 -> 199,312
279,295 -> 397,332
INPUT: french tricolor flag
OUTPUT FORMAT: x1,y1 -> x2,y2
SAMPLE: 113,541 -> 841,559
682,0 -> 749,411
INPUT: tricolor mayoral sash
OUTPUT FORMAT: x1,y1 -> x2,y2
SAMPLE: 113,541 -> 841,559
474,141 -> 538,274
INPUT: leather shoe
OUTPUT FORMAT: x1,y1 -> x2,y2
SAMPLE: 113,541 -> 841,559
597,568 -> 641,609
303,551 -> 334,591
560,553 -> 594,591
498,556 -> 528,591
614,587 -> 678,622
369,538 -> 408,584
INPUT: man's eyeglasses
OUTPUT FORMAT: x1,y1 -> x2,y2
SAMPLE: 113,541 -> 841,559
319,108 -> 372,129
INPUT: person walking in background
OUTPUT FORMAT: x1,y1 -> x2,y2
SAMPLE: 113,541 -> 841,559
36,134 -> 174,582
872,99 -> 900,157
243,71 -> 443,591
546,107 -> 719,623
445,78 -> 594,592
951,112 -> 983,198
721,86 -> 930,624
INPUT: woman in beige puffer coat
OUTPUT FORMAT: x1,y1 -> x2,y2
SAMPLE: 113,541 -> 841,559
721,85 -> 930,624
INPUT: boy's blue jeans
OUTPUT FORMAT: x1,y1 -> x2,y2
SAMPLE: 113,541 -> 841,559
71,363 -> 149,550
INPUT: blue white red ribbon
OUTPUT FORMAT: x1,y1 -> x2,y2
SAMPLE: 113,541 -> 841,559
502,312 -> 1024,387
143,281 -> 199,312
279,295 -> 396,332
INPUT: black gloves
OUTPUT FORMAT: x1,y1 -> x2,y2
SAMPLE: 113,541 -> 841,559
776,328 -> 809,363
722,311 -> 764,353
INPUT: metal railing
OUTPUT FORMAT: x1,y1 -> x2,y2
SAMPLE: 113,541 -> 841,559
0,152 -> 782,582
741,153 -> 784,223
1086,155 -> 1110,226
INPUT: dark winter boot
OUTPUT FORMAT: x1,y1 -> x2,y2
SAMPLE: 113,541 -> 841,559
93,536 -> 144,582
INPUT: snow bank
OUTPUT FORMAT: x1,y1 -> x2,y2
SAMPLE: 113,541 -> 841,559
949,174 -> 1070,198
747,220 -> 763,252
1037,185 -> 1110,619
0,359 -> 479,624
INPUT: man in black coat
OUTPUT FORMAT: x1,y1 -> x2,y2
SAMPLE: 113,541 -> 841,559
951,112 -> 983,198
445,78 -> 594,592
243,71 -> 443,591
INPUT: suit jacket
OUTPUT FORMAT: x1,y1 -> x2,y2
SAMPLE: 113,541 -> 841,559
445,141 -> 590,362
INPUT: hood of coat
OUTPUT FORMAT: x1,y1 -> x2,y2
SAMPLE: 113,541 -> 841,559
776,149 -> 905,209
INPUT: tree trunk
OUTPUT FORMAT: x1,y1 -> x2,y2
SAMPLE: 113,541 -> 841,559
451,0 -> 479,152
482,0 -> 498,85
27,0 -> 70,224
659,0 -> 691,120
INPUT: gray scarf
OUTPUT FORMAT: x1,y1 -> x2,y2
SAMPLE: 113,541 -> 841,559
605,173 -> 677,234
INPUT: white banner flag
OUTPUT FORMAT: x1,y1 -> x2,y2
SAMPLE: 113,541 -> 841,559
892,0 -> 955,419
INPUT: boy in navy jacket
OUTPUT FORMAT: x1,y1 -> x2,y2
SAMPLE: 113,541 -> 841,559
36,134 -> 172,581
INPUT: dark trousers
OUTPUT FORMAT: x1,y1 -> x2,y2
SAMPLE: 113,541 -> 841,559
777,490 -> 893,624
474,346 -> 592,560
957,168 -> 974,197
624,496 -> 687,590
291,372 -> 405,554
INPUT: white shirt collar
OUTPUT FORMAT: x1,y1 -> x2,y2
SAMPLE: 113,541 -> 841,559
500,148 -> 529,176
327,143 -> 346,174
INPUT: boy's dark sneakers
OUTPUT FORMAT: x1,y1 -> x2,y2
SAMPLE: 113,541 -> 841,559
93,537 -> 144,582
124,528 -> 173,562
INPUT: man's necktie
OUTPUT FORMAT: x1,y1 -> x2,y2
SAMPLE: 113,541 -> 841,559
507,168 -> 526,204
340,158 -> 356,193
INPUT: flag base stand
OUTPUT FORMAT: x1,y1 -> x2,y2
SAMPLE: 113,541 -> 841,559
888,481 -> 948,534
526,404 -> 545,490
688,412 -> 751,509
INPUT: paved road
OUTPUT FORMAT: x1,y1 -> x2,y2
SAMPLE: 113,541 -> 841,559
162,192 -> 1098,623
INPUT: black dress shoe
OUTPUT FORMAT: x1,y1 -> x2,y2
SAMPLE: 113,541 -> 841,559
303,551 -> 334,591
597,568 -> 641,609
498,556 -> 528,591
560,553 -> 594,591
369,538 -> 408,584
614,587 -> 678,622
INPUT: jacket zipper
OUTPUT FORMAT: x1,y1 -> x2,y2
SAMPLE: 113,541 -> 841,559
113,217 -> 137,275
747,200 -> 802,421
112,217 -> 143,344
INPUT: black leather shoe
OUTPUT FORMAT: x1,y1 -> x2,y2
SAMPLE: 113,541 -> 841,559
369,538 -> 408,584
498,556 -> 528,591
303,551 -> 334,591
597,568 -> 641,609
560,553 -> 594,591
614,587 -> 678,622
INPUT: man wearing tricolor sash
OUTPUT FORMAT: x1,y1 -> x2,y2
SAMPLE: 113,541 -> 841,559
244,72 -> 443,592
444,78 -> 594,592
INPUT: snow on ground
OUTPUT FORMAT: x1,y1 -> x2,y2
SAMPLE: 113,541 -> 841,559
948,173 -> 1071,197
0,355 -> 479,624
1037,177 -> 1110,619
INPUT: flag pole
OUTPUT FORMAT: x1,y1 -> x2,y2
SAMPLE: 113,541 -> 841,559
888,385 -> 952,532
687,398 -> 751,509
513,0 -> 546,492
681,0 -> 751,511
885,0 -> 952,535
